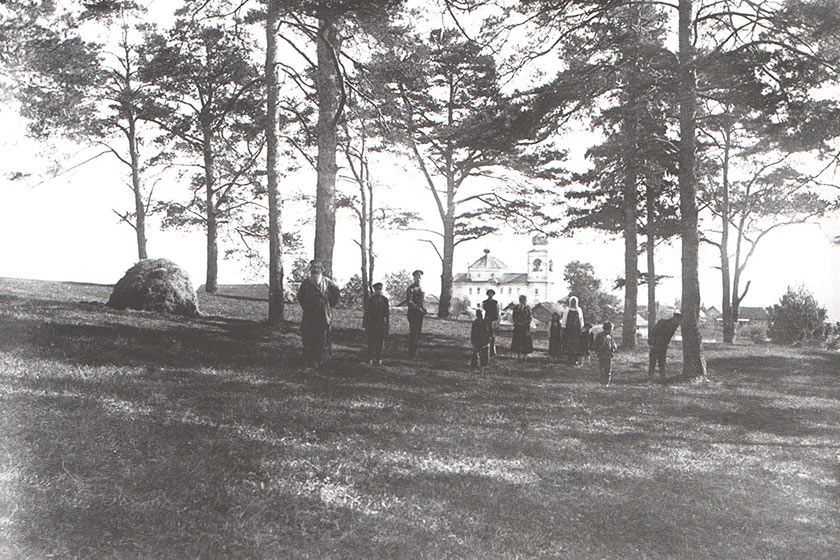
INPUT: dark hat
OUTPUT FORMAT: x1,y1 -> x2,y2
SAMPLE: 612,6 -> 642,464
486,289 -> 496,296
372,282 -> 383,289
412,269 -> 423,277
309,260 -> 324,271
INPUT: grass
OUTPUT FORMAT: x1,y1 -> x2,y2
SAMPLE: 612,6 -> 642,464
0,276 -> 838,559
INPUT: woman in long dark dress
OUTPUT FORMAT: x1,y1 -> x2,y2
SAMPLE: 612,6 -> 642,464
563,296 -> 585,366
548,312 -> 563,358
511,295 -> 534,360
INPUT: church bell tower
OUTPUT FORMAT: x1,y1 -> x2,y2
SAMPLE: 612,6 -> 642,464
527,234 -> 549,283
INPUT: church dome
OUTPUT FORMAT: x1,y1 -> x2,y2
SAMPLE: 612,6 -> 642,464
468,249 -> 507,271
532,234 -> 548,246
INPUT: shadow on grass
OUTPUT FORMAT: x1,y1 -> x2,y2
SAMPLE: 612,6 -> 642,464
673,402 -> 837,439
0,387 -> 366,558
0,293 -> 475,377
710,353 -> 840,381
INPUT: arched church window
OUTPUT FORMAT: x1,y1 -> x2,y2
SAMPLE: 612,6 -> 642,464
532,258 -> 542,272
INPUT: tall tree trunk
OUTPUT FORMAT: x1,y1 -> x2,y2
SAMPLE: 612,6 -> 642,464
720,126 -> 734,343
313,15 -> 340,276
438,142 -> 456,319
731,231 -> 751,338
201,123 -> 218,294
678,0 -> 704,378
119,32 -> 147,262
438,211 -> 455,319
621,105 -> 639,348
265,0 -> 284,325
359,197 -> 369,305
368,181 -> 375,289
127,116 -> 147,261
646,185 -> 657,340
720,243 -> 733,342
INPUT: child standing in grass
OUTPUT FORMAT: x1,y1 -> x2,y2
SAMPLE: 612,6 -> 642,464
548,312 -> 563,358
471,309 -> 492,373
594,321 -> 617,386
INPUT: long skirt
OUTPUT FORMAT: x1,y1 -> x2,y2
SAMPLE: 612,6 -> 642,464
564,329 -> 583,362
511,324 -> 534,355
549,326 -> 563,357
301,322 -> 328,365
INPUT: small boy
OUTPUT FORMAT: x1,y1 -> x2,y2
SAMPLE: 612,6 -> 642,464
471,309 -> 492,373
594,321 -> 617,386
548,312 -> 563,358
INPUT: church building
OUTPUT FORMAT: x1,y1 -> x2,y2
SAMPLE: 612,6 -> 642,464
452,235 -> 556,309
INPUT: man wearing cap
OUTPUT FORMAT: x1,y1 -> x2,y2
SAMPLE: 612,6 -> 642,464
363,282 -> 390,365
296,260 -> 340,367
482,289 -> 500,357
648,312 -> 682,380
405,270 -> 427,358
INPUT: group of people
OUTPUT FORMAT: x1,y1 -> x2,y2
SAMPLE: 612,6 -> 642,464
296,261 -> 429,368
482,291 -> 614,382
297,260 -> 683,384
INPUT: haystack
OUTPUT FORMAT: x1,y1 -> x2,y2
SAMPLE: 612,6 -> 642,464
107,259 -> 199,316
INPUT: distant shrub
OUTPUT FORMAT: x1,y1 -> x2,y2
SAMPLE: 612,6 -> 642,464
383,270 -> 414,303
767,286 -> 827,345
340,275 -> 365,309
107,259 -> 198,316
450,297 -> 472,318
745,325 -> 768,344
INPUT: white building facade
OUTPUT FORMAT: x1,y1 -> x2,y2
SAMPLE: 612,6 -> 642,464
452,236 -> 557,309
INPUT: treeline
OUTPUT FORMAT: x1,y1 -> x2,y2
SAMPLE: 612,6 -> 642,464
3,0 -> 839,378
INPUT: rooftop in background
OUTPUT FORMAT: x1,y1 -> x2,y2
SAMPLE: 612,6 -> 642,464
735,307 -> 770,321
468,249 -> 508,272
452,272 -> 530,285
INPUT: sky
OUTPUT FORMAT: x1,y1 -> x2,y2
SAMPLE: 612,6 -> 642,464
1,0 -> 838,320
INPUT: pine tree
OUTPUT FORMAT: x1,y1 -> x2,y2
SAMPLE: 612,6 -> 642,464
369,27 -> 558,318
142,20 -> 263,293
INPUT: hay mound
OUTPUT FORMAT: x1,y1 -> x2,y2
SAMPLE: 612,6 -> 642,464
107,259 -> 199,316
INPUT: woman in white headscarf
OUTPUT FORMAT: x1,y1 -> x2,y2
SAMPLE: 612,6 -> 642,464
562,296 -> 585,366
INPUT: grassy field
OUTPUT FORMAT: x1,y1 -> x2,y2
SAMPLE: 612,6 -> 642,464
0,277 -> 838,559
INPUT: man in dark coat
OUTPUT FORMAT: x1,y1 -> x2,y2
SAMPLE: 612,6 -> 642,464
405,270 -> 427,358
363,282 -> 389,365
648,312 -> 682,380
296,260 -> 340,367
482,289 -> 500,357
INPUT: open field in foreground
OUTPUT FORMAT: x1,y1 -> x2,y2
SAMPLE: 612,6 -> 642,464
0,277 -> 838,559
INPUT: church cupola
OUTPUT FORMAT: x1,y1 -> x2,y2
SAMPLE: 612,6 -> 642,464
467,249 -> 507,281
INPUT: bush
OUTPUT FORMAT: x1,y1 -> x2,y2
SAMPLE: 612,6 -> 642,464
340,275 -> 365,309
767,286 -> 827,344
745,325 -> 768,344
107,259 -> 198,316
384,270 -> 414,303
450,297 -> 472,318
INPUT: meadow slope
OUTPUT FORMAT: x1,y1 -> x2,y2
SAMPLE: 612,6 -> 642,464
0,277 -> 838,559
